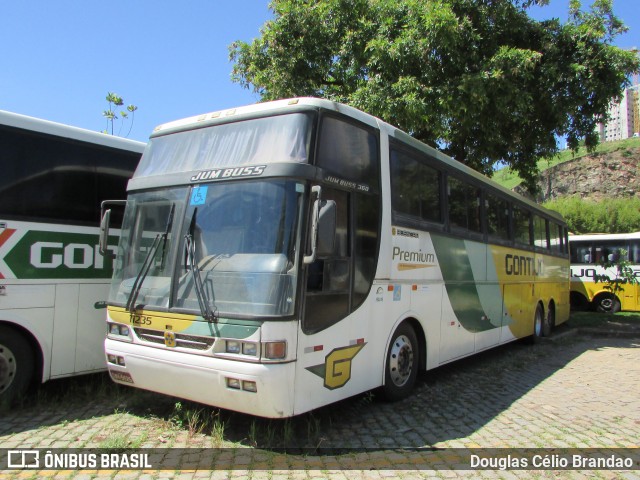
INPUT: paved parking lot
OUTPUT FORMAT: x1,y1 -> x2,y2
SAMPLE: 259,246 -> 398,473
1,330 -> 639,479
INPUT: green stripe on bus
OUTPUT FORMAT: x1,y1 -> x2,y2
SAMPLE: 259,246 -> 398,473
431,235 -> 494,333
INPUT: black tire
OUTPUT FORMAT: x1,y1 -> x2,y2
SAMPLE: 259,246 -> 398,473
531,303 -> 545,342
0,326 -> 35,405
382,323 -> 419,401
542,303 -> 555,337
594,293 -> 621,314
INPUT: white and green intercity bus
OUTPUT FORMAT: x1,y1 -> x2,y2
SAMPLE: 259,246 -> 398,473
0,110 -> 145,403
101,98 -> 570,418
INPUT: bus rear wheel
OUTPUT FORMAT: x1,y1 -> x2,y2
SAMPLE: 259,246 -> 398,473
0,326 -> 35,405
593,293 -> 621,314
382,323 -> 418,401
531,304 -> 546,341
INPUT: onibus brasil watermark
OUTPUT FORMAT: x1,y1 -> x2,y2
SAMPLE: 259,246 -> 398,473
2,448 -> 638,471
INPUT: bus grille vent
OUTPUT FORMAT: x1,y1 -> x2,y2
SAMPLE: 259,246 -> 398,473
133,328 -> 215,350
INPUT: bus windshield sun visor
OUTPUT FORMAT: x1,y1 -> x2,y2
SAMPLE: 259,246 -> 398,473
125,204 -> 175,312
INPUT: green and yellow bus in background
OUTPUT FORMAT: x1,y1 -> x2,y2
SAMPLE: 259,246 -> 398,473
570,232 -> 640,312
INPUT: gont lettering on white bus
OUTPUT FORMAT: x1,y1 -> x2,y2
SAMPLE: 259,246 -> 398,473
30,242 -> 116,269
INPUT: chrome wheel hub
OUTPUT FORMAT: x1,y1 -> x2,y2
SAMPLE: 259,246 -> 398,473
600,298 -> 613,310
534,310 -> 543,337
0,343 -> 16,394
389,334 -> 413,387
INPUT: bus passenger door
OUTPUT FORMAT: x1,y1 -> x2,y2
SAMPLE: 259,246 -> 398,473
295,185 -> 382,414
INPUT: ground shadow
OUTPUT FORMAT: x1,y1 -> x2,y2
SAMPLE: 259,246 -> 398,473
2,330 -> 638,456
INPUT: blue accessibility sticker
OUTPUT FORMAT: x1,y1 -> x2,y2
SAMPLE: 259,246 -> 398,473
190,185 -> 208,205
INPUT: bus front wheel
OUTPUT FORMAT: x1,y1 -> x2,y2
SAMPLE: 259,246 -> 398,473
0,326 -> 35,405
382,323 -> 418,401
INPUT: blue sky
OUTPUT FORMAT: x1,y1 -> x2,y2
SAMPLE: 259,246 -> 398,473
1,0 -> 637,143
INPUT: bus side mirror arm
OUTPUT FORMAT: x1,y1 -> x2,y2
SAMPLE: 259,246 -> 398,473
99,209 -> 112,257
303,186 -> 336,265
99,200 -> 127,258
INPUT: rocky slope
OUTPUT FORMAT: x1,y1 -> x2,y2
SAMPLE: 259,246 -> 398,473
516,144 -> 640,203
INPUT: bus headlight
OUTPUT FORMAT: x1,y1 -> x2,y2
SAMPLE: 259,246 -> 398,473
219,339 -> 287,362
225,340 -> 259,357
242,342 -> 258,356
225,340 -> 241,354
107,322 -> 132,341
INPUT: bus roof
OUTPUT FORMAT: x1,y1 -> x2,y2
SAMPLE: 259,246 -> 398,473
569,232 -> 640,242
0,110 -> 146,153
151,97 -> 379,135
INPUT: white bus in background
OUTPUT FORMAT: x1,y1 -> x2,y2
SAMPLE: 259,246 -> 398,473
102,98 -> 570,418
0,110 -> 145,403
570,232 -> 640,312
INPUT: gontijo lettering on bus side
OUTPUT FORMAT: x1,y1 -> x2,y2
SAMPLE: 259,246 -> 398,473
0,228 -> 117,279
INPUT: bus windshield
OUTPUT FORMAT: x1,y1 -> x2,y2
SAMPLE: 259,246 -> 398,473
109,179 -> 304,318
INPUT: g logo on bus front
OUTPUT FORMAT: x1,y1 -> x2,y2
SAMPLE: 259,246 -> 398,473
307,343 -> 366,390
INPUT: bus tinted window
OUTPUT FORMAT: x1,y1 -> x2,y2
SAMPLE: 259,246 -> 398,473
596,242 -> 628,263
448,176 -> 481,233
534,215 -> 548,249
486,193 -> 509,240
316,116 -> 379,190
390,147 -> 442,224
550,222 -> 563,253
1,127 -> 139,225
513,206 -> 531,245
571,241 -> 591,263
630,240 -> 640,263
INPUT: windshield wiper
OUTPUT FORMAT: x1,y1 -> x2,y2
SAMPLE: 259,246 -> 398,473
184,208 -> 217,323
126,204 -> 175,312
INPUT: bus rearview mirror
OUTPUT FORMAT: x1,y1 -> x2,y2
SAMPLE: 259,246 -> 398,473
316,200 -> 336,258
99,209 -> 113,258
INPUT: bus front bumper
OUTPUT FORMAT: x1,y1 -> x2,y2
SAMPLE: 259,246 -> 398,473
104,338 -> 296,418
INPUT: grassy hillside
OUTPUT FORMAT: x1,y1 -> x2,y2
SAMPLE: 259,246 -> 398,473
492,137 -> 640,190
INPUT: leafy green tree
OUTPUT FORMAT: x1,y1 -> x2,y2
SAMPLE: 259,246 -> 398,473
230,0 -> 639,190
103,92 -> 138,137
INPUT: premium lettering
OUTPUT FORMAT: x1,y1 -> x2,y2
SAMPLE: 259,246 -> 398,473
392,247 -> 435,264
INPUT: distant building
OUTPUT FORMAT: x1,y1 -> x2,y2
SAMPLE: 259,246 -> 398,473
596,84 -> 640,142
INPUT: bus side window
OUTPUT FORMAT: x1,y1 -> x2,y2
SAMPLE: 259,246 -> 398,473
602,242 -> 627,263
448,176 -> 481,234
513,206 -> 532,246
316,115 -> 379,191
390,147 -> 442,224
485,192 -> 509,241
631,240 -> 640,263
571,244 -> 592,264
549,222 -> 562,253
533,215 -> 549,250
